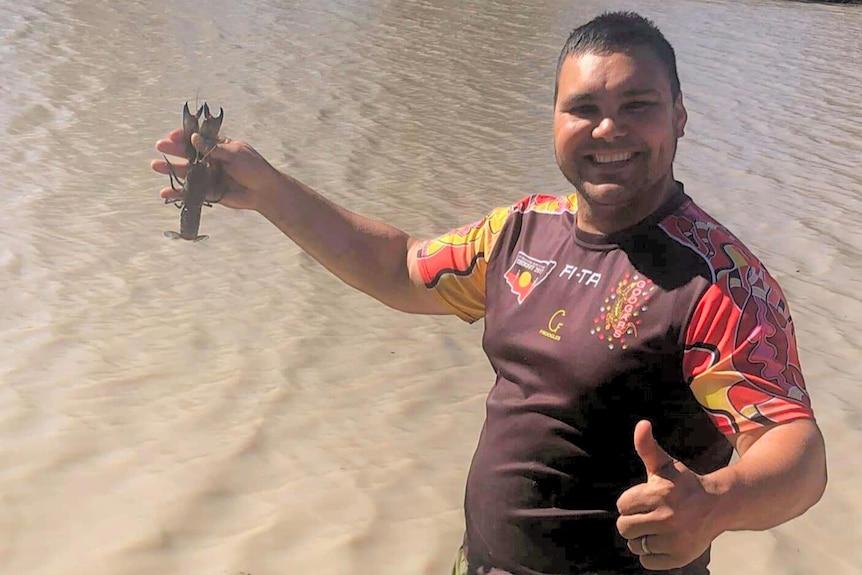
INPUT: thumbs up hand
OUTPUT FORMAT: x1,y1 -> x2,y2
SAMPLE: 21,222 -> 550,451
616,420 -> 722,570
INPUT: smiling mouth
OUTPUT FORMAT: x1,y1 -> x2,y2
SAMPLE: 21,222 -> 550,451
588,152 -> 636,165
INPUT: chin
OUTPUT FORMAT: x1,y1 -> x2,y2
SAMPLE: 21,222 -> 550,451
578,182 -> 637,206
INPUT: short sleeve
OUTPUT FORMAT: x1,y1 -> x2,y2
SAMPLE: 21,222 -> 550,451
415,204 -> 513,323
683,266 -> 814,435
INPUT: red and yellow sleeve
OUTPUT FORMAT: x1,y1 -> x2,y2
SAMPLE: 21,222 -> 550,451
683,266 -> 814,435
415,205 -> 512,323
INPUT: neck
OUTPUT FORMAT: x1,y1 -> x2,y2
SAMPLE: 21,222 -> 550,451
575,176 -> 679,236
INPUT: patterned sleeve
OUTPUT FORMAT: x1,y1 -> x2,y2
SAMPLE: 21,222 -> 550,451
414,204 -> 514,323
683,265 -> 814,435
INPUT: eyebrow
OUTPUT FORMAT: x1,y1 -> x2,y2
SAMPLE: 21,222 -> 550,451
558,88 -> 661,109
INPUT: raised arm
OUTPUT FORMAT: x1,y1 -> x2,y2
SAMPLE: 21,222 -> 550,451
151,128 -> 452,315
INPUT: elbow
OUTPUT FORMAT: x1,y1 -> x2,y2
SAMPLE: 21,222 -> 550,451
798,423 -> 828,516
808,429 -> 829,509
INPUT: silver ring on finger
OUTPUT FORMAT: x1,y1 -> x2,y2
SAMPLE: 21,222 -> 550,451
641,535 -> 653,556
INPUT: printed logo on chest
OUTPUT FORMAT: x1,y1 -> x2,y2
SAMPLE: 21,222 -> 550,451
558,264 -> 602,286
591,273 -> 657,350
504,253 -> 607,305
539,309 -> 566,341
504,251 -> 557,304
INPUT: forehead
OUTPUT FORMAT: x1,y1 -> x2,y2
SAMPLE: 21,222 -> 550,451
557,47 -> 672,98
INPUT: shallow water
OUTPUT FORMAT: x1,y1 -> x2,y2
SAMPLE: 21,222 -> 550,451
1,1 -> 860,574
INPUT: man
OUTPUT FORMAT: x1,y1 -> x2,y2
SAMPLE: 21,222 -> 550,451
151,11 -> 826,575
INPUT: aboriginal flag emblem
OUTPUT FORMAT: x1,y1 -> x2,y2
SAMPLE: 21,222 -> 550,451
504,251 -> 557,304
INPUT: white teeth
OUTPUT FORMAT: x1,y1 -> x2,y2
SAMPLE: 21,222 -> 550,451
593,152 -> 633,164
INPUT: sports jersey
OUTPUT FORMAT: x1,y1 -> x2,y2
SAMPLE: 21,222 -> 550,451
416,185 -> 814,575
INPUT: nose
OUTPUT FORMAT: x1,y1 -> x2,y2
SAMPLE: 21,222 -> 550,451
592,116 -> 626,141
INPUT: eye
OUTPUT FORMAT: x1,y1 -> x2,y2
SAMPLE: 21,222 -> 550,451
567,104 -> 599,116
624,101 -> 656,111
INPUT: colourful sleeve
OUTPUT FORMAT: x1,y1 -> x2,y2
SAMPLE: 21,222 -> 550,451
415,204 -> 513,323
683,266 -> 814,435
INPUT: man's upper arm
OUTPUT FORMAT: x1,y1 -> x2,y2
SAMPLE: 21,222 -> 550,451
407,204 -> 513,323
726,418 -> 823,458
682,266 -> 815,437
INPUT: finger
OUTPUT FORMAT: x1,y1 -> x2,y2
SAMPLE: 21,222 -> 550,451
626,533 -> 667,556
159,186 -> 183,201
190,131 -> 224,150
155,127 -> 185,144
634,420 -> 674,476
155,128 -> 188,157
639,552 -> 681,571
190,132 -> 236,161
616,484 -> 661,516
150,157 -> 189,178
627,534 -> 647,555
629,535 -> 681,571
616,509 -> 667,540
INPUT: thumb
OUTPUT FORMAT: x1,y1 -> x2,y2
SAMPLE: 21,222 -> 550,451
633,420 -> 674,475
191,133 -> 228,159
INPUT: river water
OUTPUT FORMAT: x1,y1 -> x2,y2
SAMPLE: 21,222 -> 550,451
1,1 -> 860,574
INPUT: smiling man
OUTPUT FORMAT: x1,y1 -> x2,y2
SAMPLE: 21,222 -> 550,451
554,46 -> 687,235
152,10 -> 827,575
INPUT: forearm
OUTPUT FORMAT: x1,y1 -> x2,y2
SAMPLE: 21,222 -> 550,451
253,171 -> 432,312
704,419 -> 827,534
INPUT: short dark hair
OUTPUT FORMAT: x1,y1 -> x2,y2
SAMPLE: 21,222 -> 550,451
554,11 -> 681,103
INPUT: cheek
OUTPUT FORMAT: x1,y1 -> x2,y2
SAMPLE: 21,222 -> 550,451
552,117 -> 565,145
640,125 -> 673,156
656,134 -> 678,161
554,117 -> 584,157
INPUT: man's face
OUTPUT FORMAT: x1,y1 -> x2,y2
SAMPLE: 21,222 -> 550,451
553,47 -> 687,211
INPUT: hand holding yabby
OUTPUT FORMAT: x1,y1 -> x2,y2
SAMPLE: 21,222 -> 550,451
152,129 -> 283,212
616,420 -> 722,570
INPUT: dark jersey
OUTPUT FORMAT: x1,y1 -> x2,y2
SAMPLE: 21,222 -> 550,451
416,186 -> 814,575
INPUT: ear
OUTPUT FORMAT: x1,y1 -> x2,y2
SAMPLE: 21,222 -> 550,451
673,92 -> 687,138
